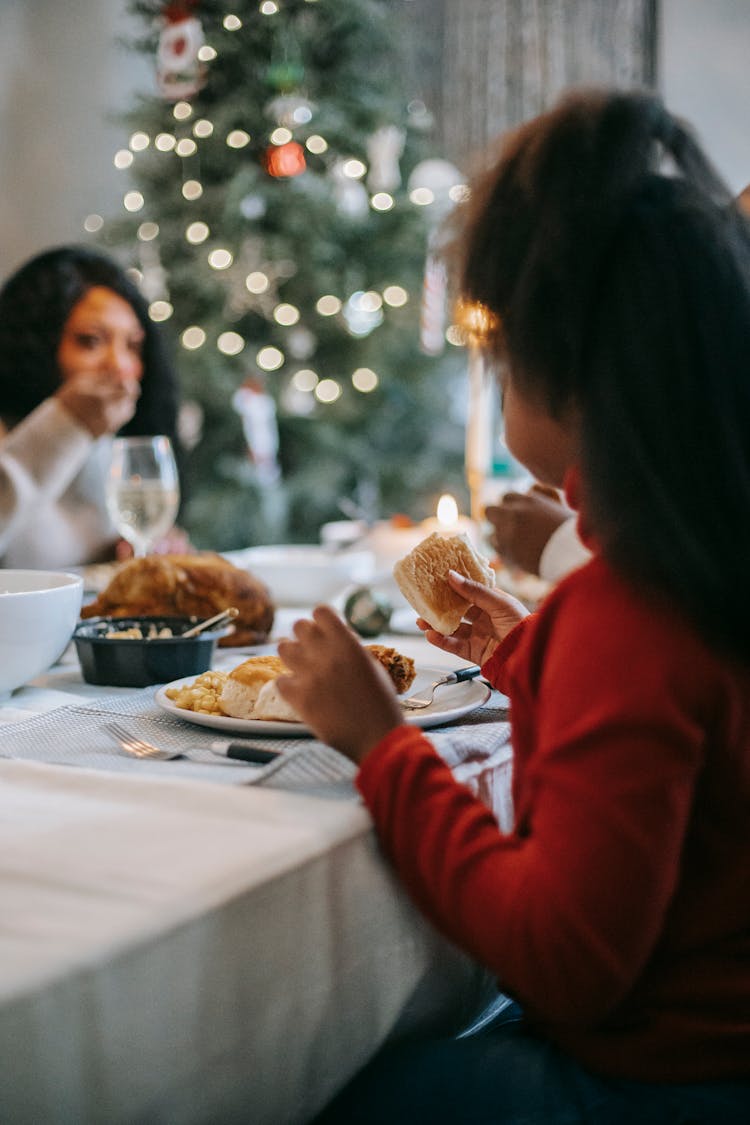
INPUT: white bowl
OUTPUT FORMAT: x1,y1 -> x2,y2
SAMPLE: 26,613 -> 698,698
0,570 -> 84,696
223,545 -> 375,607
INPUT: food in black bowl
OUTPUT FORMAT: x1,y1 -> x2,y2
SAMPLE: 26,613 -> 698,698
73,615 -> 231,687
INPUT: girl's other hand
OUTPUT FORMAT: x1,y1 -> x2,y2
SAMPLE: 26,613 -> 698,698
417,572 -> 529,666
277,606 -> 404,764
484,484 -> 572,576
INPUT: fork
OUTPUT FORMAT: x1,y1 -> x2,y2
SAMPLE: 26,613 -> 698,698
400,665 -> 483,710
105,721 -> 280,764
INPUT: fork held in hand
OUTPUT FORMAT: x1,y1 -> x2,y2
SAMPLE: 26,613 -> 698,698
401,665 -> 483,710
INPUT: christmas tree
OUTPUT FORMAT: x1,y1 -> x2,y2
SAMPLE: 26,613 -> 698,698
98,0 -> 469,550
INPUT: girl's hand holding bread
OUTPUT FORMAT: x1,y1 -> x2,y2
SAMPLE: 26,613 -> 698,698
419,570 -> 529,666
392,531 -> 529,665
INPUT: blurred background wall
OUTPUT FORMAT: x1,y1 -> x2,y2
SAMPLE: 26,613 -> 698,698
0,0 -> 748,275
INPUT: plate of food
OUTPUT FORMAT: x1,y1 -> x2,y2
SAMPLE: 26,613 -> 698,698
154,648 -> 491,737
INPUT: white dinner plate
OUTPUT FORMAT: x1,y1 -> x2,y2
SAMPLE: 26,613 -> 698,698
154,665 -> 491,738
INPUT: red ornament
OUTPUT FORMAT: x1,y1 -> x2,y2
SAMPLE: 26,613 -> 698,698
162,1 -> 199,21
265,142 -> 307,178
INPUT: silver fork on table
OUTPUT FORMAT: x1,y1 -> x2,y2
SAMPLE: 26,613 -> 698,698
105,721 -> 281,765
400,665 -> 483,711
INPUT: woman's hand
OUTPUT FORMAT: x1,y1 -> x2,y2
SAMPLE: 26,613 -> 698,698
115,525 -> 192,561
485,484 -> 572,575
277,606 -> 404,764
56,371 -> 140,438
418,571 -> 529,666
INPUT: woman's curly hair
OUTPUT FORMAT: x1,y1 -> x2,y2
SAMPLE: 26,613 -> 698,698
0,244 -> 179,444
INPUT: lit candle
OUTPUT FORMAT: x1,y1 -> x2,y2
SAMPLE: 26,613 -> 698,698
421,493 -> 478,542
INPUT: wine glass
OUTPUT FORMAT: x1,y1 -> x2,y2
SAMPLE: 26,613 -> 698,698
106,435 -> 180,558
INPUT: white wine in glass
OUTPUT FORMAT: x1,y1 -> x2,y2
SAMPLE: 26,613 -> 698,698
106,435 -> 180,558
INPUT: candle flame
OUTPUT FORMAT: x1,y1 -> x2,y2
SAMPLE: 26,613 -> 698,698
436,493 -> 459,527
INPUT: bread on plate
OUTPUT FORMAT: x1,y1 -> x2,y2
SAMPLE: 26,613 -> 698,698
393,531 -> 494,636
218,644 -> 417,723
220,654 -> 286,719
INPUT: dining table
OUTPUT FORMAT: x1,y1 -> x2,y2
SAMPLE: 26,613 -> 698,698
0,595 -> 515,1125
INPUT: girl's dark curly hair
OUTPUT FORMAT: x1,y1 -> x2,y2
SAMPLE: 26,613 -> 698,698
0,244 -> 179,444
455,88 -> 750,663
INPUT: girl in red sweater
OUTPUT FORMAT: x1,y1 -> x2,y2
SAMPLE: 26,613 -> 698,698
278,89 -> 750,1123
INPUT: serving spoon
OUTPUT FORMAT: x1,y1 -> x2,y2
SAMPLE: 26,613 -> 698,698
181,606 -> 239,637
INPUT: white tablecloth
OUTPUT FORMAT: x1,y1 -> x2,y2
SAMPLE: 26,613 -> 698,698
0,619 -> 513,1124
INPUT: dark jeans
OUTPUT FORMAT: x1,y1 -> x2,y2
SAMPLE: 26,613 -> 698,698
313,1006 -> 750,1125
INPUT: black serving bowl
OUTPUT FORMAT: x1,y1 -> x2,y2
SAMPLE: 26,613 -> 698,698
73,615 -> 230,687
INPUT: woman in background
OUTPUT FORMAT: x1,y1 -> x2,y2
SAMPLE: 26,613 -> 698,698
0,245 -> 182,568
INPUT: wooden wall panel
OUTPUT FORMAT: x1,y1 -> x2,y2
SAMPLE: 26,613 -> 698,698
405,0 -> 658,171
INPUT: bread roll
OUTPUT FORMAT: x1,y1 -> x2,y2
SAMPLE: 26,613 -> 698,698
392,532 -> 494,635
218,642 -> 418,723
219,654 -> 286,719
252,678 -> 299,722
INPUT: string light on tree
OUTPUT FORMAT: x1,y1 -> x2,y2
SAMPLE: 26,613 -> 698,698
410,187 -> 433,206
316,295 -> 341,316
227,130 -> 251,148
173,101 -> 193,121
292,368 -> 318,392
193,119 -> 214,138
217,331 -> 245,355
305,135 -> 327,154
208,248 -> 233,270
182,180 -> 203,200
247,272 -> 269,294
352,367 -> 378,392
185,221 -> 210,244
343,291 -> 383,336
155,133 -> 176,152
83,214 -> 104,233
114,149 -> 134,169
383,285 -> 408,307
123,191 -> 145,213
149,299 -> 173,321
370,193 -> 394,212
176,138 -> 198,157
129,132 -> 150,151
315,379 -> 341,403
257,346 -> 284,371
181,326 -> 206,350
273,303 -> 300,326
138,221 -> 159,241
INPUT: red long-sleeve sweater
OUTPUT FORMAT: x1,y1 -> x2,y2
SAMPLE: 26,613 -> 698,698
357,556 -> 750,1082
